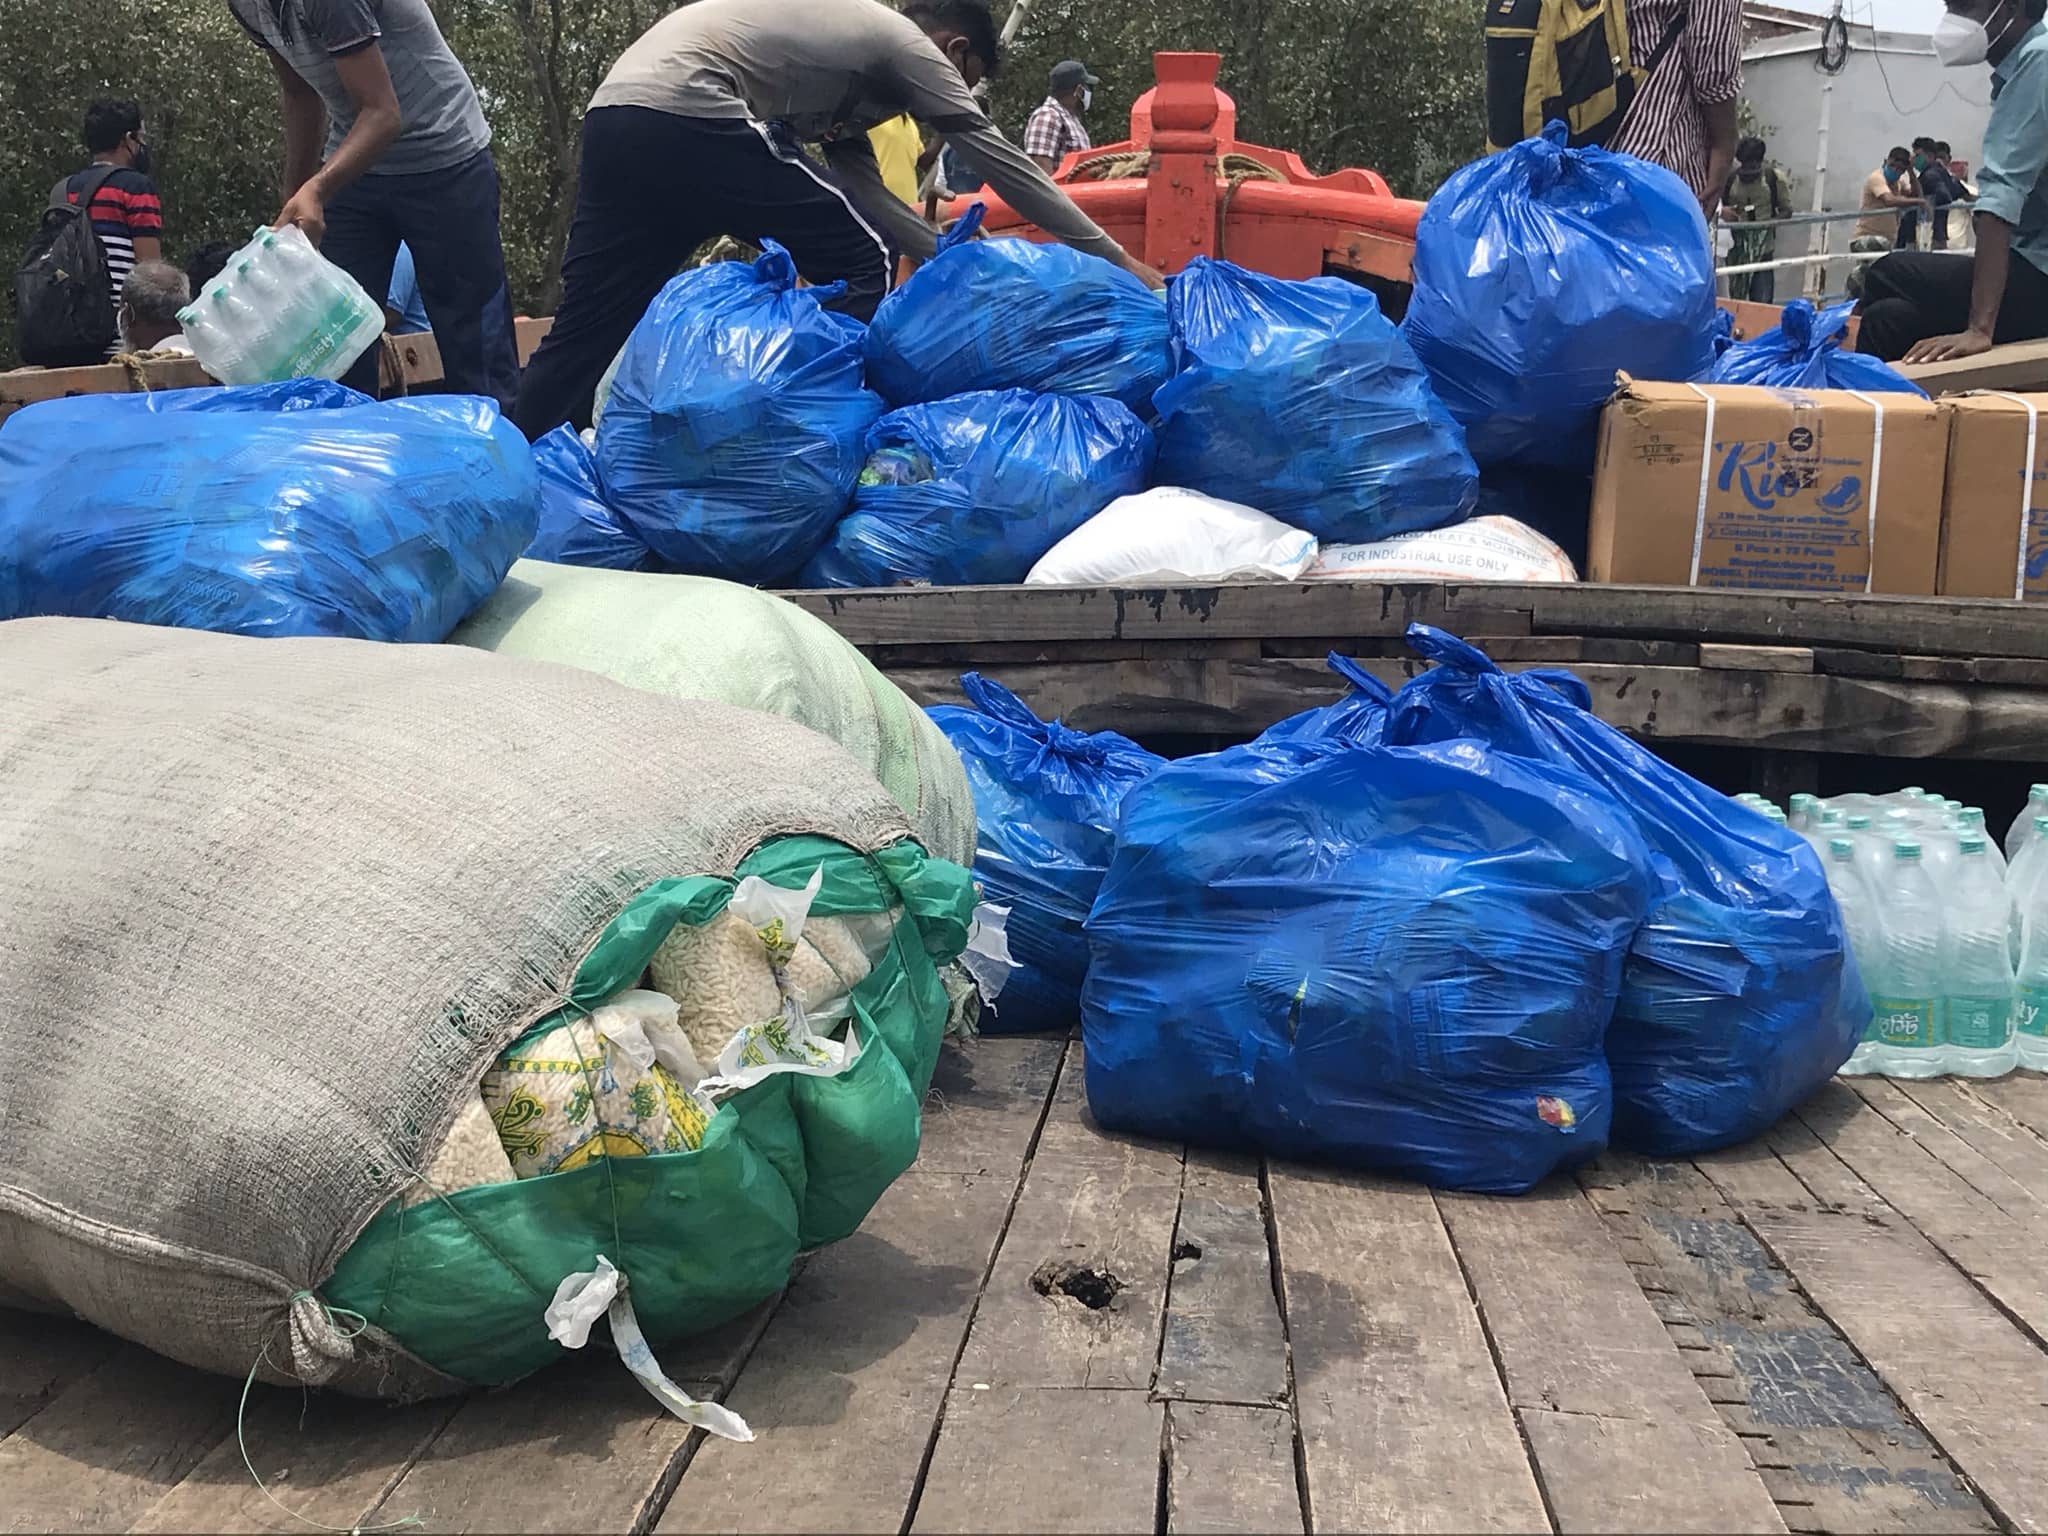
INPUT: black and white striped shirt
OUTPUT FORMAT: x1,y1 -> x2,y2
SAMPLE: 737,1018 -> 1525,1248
1608,0 -> 1744,201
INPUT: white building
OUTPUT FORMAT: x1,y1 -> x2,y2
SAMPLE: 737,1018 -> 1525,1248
1739,0 -> 1994,292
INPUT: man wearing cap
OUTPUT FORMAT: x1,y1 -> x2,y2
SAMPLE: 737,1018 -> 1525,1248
1025,60 -> 1097,175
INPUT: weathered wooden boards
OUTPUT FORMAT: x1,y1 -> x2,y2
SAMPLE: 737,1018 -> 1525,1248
784,582 -> 2048,757
6,1049 -> 2048,1535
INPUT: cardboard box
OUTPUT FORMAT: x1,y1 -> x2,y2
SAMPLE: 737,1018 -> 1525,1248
1937,392 -> 2048,600
1587,379 -> 1945,594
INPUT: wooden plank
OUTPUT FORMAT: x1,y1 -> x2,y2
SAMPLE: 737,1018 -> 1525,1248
130,1396 -> 458,1535
1579,1153 -> 1995,1534
1164,1401 -> 1303,1536
884,656 -> 2048,759
0,1311 -> 117,1439
1158,1151 -> 1287,1405
1266,1165 -> 1544,1535
787,581 -> 2048,662
917,1035 -> 1068,1177
952,1044 -> 1183,1392
0,1346 -> 237,1534
909,1386 -> 1161,1535
1796,1082 -> 2048,1337
1852,1078 -> 2048,1229
1699,1121 -> 2048,1534
666,1040 -> 1064,1535
1898,334 -> 2048,395
1699,643 -> 1816,674
1965,1069 -> 2048,1143
1437,1183 -> 1784,1535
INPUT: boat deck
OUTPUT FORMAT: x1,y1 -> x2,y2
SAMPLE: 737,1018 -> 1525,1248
7,1037 -> 2047,1534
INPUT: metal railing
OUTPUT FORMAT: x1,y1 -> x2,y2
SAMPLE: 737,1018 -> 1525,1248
1715,201 -> 1971,291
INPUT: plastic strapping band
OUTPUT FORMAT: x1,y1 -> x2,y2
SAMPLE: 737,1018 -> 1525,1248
1845,389 -> 1886,595
1684,383 -> 1718,586
1989,391 -> 2041,599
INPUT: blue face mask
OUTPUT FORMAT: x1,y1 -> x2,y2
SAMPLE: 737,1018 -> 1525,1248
1883,164 -> 1902,185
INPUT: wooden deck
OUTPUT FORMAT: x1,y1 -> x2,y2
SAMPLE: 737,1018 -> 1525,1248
8,1037 -> 2048,1534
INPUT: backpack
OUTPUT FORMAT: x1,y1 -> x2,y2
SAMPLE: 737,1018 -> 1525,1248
15,165 -> 120,367
1484,0 -> 1689,154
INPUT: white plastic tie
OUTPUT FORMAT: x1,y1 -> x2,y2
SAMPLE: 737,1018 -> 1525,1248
546,1257 -> 755,1443
1844,389 -> 1887,594
1684,383 -> 1719,586
1989,391 -> 2041,599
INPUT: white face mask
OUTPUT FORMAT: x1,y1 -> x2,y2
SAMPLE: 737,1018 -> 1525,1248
1080,86 -> 1092,111
1932,8 -> 1995,66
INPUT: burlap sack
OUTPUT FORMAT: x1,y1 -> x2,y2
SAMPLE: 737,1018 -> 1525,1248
0,617 -> 910,1395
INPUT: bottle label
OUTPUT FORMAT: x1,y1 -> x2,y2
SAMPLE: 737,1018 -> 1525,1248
1945,996 -> 2012,1051
2016,984 -> 2048,1040
1869,996 -> 1941,1050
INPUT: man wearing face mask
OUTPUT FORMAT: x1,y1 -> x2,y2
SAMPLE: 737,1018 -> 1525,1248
1025,60 -> 1097,176
59,99 -> 165,361
1858,0 -> 2048,362
513,0 -> 1163,439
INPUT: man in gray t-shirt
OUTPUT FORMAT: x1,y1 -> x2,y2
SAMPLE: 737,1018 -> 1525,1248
229,0 -> 517,408
512,0 -> 1163,440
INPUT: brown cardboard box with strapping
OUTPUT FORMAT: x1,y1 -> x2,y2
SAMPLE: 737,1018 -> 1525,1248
1936,393 -> 2048,601
1586,379 -> 1945,594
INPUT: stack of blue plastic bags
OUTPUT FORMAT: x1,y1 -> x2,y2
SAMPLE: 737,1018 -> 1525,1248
938,627 -> 1867,1194
0,379 -> 535,641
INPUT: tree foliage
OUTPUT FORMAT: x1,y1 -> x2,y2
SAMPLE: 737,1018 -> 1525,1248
1,0 -> 1482,364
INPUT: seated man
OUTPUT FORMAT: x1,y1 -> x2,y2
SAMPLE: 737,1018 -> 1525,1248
1858,0 -> 2048,362
117,260 -> 194,355
512,0 -> 1163,439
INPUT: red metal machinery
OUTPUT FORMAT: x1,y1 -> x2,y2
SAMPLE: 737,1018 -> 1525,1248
952,51 -> 1424,299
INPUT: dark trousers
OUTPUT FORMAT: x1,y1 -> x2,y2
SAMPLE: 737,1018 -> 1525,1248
321,147 -> 520,411
512,106 -> 894,440
1855,249 -> 2048,361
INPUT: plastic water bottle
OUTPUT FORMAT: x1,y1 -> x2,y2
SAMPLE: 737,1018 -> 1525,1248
1789,793 -> 1820,831
1831,839 -> 1892,1077
1955,807 -> 2006,874
2006,784 -> 2048,860
2006,814 -> 2048,963
1864,840 -> 1947,1077
1941,835 -> 2017,1077
176,224 -> 382,385
2012,858 -> 2048,1071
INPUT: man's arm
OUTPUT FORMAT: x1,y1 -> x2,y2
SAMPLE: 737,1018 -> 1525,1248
1905,213 -> 2012,362
1021,105 -> 1061,176
1689,0 -> 1743,218
823,133 -> 939,262
268,49 -> 327,198
887,41 -> 1162,287
273,44 -> 402,243
124,172 -> 164,264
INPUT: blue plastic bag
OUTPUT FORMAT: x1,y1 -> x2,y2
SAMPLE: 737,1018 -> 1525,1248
1405,123 -> 1719,471
1083,733 -> 1656,1192
1257,652 -> 1392,747
528,426 -> 652,570
1153,258 -> 1477,543
0,385 -> 537,642
864,204 -> 1172,413
597,242 -> 883,583
927,674 -> 1162,1033
1701,299 -> 1928,395
1384,625 -> 1869,1155
802,389 -> 1154,587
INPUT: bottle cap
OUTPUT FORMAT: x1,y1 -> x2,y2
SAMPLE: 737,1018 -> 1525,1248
1829,838 -> 1855,857
1847,814 -> 1871,829
1902,786 -> 1927,797
2033,783 -> 2048,798
1959,806 -> 1986,826
2036,815 -> 2048,833
1820,809 -> 1844,825
1765,807 -> 1787,825
1895,840 -> 1922,858
1961,834 -> 1987,853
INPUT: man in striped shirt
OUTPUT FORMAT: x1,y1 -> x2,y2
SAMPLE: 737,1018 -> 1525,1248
1608,0 -> 1743,219
65,99 -> 165,358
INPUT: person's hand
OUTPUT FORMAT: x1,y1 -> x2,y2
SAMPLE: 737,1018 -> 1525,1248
1121,251 -> 1167,291
1700,194 -> 1722,224
275,185 -> 327,246
1904,328 -> 1995,365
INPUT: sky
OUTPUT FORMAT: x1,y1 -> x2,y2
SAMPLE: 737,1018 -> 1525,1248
1759,0 -> 1948,33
